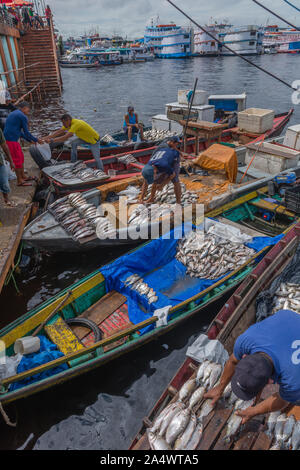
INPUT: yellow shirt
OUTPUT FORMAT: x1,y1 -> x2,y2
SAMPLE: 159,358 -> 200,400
62,119 -> 100,144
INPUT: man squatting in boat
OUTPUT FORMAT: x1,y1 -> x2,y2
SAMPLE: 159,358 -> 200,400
43,114 -> 104,170
204,310 -> 300,421
139,136 -> 182,205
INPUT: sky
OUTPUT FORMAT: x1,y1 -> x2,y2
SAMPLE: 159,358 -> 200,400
45,0 -> 300,38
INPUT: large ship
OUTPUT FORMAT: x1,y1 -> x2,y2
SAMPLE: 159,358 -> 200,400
263,25 -> 300,53
193,25 -> 220,56
144,18 -> 192,58
219,25 -> 263,55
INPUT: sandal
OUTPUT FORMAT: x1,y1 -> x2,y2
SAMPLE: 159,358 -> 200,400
5,200 -> 17,207
17,182 -> 33,187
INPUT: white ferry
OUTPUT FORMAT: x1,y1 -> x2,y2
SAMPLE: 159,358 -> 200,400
144,19 -> 192,58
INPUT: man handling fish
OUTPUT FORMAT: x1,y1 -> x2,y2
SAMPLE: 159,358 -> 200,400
204,310 -> 300,423
44,114 -> 104,170
140,136 -> 182,204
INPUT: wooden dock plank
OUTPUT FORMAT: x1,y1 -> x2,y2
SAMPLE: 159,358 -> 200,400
251,432 -> 272,451
0,149 -> 40,294
198,408 -> 232,450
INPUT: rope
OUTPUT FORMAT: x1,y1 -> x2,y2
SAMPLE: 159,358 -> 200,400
166,0 -> 297,90
252,0 -> 300,31
0,402 -> 16,427
281,0 -> 300,13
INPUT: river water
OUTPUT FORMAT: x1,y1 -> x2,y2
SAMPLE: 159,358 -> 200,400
1,55 -> 300,450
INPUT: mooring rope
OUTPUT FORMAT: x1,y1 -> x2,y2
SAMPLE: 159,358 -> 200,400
166,0 -> 297,90
0,402 -> 17,427
281,0 -> 300,14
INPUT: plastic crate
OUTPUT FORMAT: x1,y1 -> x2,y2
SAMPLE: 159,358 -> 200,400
284,185 -> 300,214
238,108 -> 274,134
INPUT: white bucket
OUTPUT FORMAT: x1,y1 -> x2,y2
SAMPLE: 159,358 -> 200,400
14,337 -> 41,355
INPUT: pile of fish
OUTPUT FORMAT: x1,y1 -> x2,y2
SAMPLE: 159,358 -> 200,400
117,154 -> 138,165
100,133 -> 116,144
49,193 -> 113,241
141,182 -> 198,206
176,230 -> 255,280
266,412 -> 300,450
51,162 -> 109,183
147,359 -> 257,450
272,282 -> 300,315
123,274 -> 158,305
128,204 -> 175,227
143,129 -> 180,142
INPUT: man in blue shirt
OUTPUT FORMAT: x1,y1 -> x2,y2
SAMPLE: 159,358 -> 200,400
140,136 -> 182,204
205,310 -> 300,422
4,101 -> 42,186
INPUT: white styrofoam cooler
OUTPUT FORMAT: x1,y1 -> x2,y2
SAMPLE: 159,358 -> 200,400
152,114 -> 171,131
283,124 -> 300,150
165,102 -> 215,123
245,142 -> 300,174
178,89 -> 208,106
238,108 -> 275,134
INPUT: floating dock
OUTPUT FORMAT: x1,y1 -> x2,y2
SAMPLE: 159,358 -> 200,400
0,149 -> 39,294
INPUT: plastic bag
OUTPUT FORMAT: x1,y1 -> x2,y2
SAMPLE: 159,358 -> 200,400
0,353 -> 23,381
186,334 -> 229,367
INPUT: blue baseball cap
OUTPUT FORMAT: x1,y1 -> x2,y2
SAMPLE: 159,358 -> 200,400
168,136 -> 180,143
231,353 -> 273,401
142,164 -> 154,184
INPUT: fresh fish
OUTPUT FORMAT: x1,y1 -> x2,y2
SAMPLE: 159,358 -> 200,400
223,383 -> 232,400
174,413 -> 197,450
224,399 -> 255,442
199,399 -> 214,421
280,415 -> 296,449
196,360 -> 210,385
266,411 -> 281,437
208,363 -> 222,389
158,402 -> 185,438
274,413 -> 287,446
291,419 -> 300,450
184,420 -> 204,450
188,386 -> 205,410
178,378 -> 197,403
149,402 -> 178,434
228,391 -> 239,407
202,363 -> 213,388
165,408 -> 191,446
148,431 -> 171,451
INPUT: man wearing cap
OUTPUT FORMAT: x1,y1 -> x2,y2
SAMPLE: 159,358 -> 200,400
204,309 -> 300,423
140,136 -> 181,204
123,106 -> 144,143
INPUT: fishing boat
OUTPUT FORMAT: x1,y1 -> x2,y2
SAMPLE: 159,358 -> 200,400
23,133 -> 300,251
0,216 -> 285,407
41,150 -> 150,195
59,51 -> 101,68
52,110 -> 293,163
130,222 -> 300,451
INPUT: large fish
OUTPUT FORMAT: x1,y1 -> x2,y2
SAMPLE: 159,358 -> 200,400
147,431 -> 171,451
184,420 -> 204,450
174,413 -> 197,450
291,419 -> 300,450
158,402 -> 185,437
188,386 -> 205,410
165,408 -> 191,446
178,378 -> 197,403
224,399 -> 255,442
266,411 -> 281,437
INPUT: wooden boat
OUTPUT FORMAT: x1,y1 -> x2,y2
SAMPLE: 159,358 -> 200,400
52,110 -> 293,163
0,218 -> 281,406
23,138 -> 300,252
130,222 -> 300,451
59,62 -> 100,69
42,150 -> 150,195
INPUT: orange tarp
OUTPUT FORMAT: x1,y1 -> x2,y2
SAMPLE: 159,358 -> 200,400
193,144 -> 238,183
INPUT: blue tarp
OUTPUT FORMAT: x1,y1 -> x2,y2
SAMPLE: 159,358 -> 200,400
100,224 -> 284,335
10,336 -> 68,392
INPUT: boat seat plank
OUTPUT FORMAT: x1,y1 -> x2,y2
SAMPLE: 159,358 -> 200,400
198,408 -> 232,450
131,434 -> 150,451
248,198 -> 295,217
251,432 -> 272,451
45,317 -> 85,356
72,290 -> 127,340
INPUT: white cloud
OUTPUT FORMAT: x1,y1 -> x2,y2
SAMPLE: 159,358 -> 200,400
46,0 -> 299,38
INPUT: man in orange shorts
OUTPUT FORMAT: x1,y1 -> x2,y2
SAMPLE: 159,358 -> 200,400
4,101 -> 43,186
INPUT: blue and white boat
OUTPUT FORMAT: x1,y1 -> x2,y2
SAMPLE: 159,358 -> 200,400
144,19 -> 192,58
